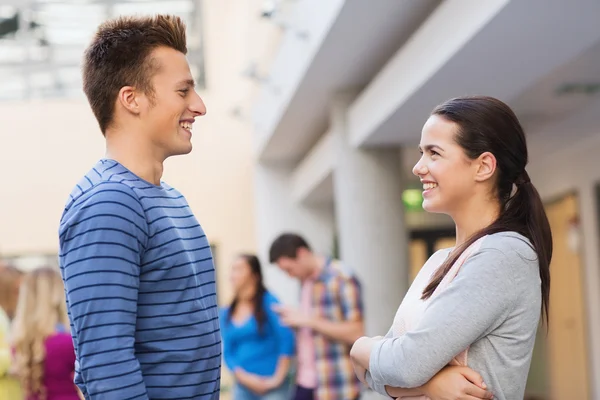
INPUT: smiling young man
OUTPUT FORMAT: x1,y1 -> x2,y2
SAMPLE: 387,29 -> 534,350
58,15 -> 221,399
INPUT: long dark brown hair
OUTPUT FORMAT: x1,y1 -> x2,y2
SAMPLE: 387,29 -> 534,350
421,96 -> 552,325
227,254 -> 268,333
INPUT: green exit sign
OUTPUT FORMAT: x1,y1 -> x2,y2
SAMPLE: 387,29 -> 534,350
402,189 -> 423,212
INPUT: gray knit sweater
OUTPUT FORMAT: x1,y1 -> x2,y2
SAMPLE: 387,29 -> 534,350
367,232 -> 542,400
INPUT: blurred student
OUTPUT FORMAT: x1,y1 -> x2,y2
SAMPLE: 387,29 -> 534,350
0,263 -> 23,400
12,267 -> 79,400
221,254 -> 295,400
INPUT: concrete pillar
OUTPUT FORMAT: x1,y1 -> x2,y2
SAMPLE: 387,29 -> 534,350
331,92 -> 409,337
254,162 -> 335,305
578,183 -> 600,400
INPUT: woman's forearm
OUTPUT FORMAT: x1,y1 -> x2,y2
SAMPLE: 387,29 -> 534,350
385,385 -> 426,397
271,356 -> 291,386
234,368 -> 252,386
350,336 -> 376,369
351,336 -> 427,398
237,368 -> 275,395
353,362 -> 368,386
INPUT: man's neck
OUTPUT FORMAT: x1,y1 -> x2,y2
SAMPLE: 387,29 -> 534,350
105,130 -> 164,185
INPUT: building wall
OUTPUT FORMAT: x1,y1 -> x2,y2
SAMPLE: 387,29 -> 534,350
529,131 -> 600,398
0,0 -> 265,306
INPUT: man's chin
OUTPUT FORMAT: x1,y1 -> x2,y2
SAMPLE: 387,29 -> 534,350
181,143 -> 193,154
168,142 -> 193,157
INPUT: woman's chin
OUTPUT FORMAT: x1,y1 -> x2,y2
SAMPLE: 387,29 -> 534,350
422,200 -> 443,214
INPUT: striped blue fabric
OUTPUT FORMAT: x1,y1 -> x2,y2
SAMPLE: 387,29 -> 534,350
58,159 -> 221,400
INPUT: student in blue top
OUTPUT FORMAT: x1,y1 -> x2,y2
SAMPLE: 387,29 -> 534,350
221,254 -> 295,400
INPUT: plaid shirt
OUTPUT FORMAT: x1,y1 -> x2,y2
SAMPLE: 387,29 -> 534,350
311,259 -> 364,400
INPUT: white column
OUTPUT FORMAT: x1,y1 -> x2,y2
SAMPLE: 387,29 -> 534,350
578,183 -> 600,400
254,162 -> 335,305
332,92 -> 409,337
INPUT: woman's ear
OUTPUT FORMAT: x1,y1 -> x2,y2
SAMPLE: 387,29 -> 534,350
474,151 -> 497,182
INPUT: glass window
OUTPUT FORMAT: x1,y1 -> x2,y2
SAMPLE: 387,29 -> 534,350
0,0 -> 205,102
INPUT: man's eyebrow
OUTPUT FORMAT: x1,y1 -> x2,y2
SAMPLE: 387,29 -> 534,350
178,79 -> 195,87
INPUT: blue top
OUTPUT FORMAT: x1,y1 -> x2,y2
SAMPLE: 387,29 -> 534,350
58,159 -> 221,400
220,291 -> 295,377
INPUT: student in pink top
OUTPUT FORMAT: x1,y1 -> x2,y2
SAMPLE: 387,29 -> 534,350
270,233 -> 364,400
12,267 -> 81,400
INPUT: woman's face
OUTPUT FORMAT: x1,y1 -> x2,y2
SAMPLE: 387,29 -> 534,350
229,257 -> 256,294
412,115 -> 478,215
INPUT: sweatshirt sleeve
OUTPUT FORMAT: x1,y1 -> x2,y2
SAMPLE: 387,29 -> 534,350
59,182 -> 149,400
369,247 -> 518,389
365,326 -> 394,397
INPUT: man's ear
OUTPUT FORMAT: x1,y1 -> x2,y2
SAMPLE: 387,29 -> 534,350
116,86 -> 141,115
296,247 -> 310,260
474,151 -> 497,182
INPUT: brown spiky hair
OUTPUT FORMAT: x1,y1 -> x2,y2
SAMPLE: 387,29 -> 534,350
82,14 -> 188,134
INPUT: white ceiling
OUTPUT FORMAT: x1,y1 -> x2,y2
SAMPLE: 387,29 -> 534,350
257,0 -> 600,167
512,37 -> 600,137
0,0 -> 204,102
356,0 -> 600,148
256,0 -> 441,164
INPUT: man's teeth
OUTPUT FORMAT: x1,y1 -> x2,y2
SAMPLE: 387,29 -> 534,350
423,183 -> 437,190
180,122 -> 192,130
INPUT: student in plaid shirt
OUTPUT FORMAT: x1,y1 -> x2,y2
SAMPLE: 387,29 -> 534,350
270,233 -> 364,400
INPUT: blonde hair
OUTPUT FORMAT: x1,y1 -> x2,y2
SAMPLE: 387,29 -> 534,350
0,262 -> 23,319
12,267 -> 70,400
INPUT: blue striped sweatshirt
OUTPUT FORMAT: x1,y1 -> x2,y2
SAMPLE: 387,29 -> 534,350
58,159 -> 221,400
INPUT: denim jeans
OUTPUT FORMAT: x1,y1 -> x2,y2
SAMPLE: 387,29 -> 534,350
292,385 -> 361,400
232,379 -> 291,400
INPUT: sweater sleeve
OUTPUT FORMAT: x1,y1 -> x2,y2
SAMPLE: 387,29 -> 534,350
369,247 -> 517,389
59,182 -> 149,400
365,326 -> 394,397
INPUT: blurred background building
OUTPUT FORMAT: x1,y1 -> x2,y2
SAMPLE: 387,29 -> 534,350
248,1 -> 600,399
1,0 -> 599,399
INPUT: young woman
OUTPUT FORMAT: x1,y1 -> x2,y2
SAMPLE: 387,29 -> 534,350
220,254 -> 295,400
12,267 -> 80,400
350,96 -> 552,400
0,263 -> 24,400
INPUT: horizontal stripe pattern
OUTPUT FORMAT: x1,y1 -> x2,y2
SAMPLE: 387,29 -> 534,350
59,159 -> 221,400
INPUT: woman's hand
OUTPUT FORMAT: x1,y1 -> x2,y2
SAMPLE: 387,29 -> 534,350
262,376 -> 282,392
234,368 -> 272,395
352,359 -> 368,386
422,366 -> 493,400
